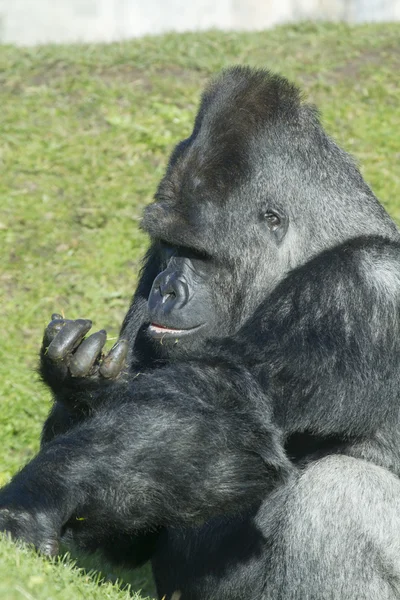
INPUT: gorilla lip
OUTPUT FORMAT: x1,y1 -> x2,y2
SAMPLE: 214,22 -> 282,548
148,323 -> 204,339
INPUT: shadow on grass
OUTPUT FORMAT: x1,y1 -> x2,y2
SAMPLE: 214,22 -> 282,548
59,542 -> 157,599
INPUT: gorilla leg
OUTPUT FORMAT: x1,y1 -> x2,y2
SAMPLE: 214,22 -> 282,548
262,455 -> 400,600
152,514 -> 267,600
153,456 -> 400,600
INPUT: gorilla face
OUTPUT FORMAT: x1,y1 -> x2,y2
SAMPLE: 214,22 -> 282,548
145,206 -> 288,342
142,176 -> 292,347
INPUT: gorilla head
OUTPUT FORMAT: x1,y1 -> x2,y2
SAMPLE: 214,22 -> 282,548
140,67 -> 397,354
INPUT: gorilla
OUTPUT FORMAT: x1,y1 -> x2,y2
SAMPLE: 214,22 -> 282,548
2,66 -> 400,600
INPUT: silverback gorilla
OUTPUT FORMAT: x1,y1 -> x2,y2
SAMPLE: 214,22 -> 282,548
2,67 -> 400,599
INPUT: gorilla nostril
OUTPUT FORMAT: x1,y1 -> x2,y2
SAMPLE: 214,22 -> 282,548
162,290 -> 176,304
159,280 -> 177,299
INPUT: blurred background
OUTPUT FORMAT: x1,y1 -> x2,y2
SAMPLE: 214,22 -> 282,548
0,0 -> 400,45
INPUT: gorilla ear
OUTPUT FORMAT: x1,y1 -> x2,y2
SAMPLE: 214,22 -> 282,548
262,210 -> 288,243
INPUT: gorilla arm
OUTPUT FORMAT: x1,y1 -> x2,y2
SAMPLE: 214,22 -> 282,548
223,237 -> 400,456
39,242 -> 165,444
0,363 -> 292,554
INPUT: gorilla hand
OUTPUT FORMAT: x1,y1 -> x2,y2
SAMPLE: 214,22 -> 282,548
39,315 -> 129,445
0,506 -> 60,556
40,314 -> 129,393
0,438 -> 87,556
0,480 -> 62,556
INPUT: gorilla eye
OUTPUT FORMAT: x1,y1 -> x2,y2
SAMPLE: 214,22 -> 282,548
263,211 -> 281,231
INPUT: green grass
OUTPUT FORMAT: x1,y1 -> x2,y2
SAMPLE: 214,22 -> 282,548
0,21 -> 399,599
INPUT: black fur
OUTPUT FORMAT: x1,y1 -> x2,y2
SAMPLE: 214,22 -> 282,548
2,67 -> 400,599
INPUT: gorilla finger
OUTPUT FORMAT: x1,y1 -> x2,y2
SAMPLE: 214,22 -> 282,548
99,339 -> 129,379
38,538 -> 60,557
46,319 -> 92,361
69,330 -> 107,378
43,317 -> 67,346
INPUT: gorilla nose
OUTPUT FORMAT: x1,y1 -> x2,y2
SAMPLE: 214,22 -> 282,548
159,276 -> 189,306
148,271 -> 190,316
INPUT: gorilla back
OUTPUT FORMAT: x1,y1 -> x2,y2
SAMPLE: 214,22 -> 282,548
2,67 -> 400,600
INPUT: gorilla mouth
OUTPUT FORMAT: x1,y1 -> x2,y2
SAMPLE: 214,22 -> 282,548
148,323 -> 204,339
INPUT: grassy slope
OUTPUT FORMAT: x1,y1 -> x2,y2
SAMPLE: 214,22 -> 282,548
0,21 -> 399,599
